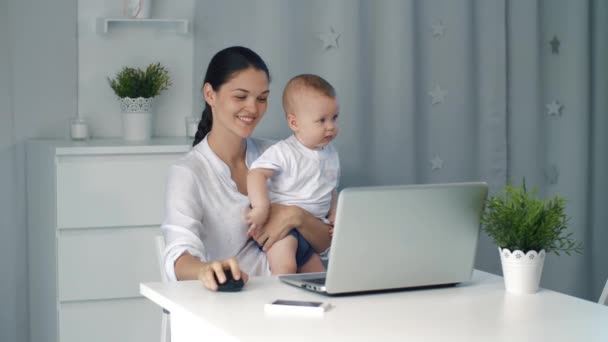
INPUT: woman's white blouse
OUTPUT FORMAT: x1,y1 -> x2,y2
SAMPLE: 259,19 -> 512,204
161,136 -> 274,281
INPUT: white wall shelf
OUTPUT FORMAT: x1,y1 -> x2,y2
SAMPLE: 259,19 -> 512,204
95,18 -> 189,34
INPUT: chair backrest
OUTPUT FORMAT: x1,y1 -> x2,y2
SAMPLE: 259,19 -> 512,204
600,279 -> 608,306
154,235 -> 171,342
155,235 -> 169,283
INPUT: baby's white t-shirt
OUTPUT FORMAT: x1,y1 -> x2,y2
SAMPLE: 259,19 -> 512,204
250,134 -> 340,219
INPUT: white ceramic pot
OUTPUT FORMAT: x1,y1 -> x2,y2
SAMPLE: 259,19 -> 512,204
499,247 -> 546,294
120,97 -> 153,141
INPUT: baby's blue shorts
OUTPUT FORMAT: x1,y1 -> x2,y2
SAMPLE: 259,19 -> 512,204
257,229 -> 314,267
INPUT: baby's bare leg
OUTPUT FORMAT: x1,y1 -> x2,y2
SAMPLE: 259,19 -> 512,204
298,253 -> 325,274
266,235 -> 298,275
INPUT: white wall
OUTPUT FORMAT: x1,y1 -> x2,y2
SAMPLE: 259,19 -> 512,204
0,1 -> 21,341
1,1 -> 78,341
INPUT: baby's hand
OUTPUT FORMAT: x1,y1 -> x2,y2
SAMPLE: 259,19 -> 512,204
326,210 -> 336,238
246,206 -> 269,233
328,210 -> 336,226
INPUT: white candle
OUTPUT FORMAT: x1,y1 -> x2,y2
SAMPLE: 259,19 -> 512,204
185,116 -> 199,138
70,118 -> 89,140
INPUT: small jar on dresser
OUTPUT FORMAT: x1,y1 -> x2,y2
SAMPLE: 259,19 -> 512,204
27,138 -> 190,342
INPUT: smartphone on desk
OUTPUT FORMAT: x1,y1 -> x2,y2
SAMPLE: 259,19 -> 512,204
264,299 -> 330,316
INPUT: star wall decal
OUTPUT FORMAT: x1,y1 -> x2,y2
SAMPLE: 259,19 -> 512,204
319,27 -> 340,50
429,85 -> 447,105
546,100 -> 563,117
431,155 -> 444,170
431,21 -> 445,38
545,164 -> 559,184
550,36 -> 560,54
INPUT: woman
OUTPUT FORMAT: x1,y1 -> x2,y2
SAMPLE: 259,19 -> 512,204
161,46 -> 332,290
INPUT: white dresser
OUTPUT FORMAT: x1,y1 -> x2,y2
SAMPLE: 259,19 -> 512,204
27,139 -> 191,342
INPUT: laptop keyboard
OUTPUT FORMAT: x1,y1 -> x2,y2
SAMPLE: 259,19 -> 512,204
306,277 -> 326,285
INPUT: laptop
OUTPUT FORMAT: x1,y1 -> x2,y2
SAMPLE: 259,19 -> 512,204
279,181 -> 488,295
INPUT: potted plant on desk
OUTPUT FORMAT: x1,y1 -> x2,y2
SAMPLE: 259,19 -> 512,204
108,62 -> 171,141
481,180 -> 582,294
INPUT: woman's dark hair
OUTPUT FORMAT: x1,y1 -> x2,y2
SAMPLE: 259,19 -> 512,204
193,46 -> 271,146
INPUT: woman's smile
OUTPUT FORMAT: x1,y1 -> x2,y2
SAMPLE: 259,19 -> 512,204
236,114 -> 257,125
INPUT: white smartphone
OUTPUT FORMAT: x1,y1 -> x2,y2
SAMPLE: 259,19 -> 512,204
264,299 -> 330,316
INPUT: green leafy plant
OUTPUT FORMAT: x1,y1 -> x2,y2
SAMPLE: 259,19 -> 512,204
108,63 -> 172,98
481,180 -> 582,256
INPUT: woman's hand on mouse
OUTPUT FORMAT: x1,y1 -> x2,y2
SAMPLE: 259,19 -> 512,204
197,257 -> 249,291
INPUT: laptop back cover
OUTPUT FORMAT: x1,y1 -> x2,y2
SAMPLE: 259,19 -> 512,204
325,182 -> 488,294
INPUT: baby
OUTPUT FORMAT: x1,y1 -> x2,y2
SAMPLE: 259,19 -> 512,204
247,74 -> 340,274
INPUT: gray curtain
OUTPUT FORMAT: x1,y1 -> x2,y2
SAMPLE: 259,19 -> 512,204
194,0 -> 607,301
508,0 -> 607,300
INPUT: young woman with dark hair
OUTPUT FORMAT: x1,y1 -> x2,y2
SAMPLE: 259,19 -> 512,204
161,46 -> 332,290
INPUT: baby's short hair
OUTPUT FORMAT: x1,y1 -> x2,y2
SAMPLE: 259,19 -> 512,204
282,74 -> 335,114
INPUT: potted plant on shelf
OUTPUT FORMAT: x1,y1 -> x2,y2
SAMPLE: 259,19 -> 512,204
481,180 -> 582,294
108,62 -> 171,141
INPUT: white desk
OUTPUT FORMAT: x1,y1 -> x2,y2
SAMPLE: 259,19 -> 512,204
141,270 -> 608,342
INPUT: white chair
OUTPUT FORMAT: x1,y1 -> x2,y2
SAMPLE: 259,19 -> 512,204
155,235 -> 171,342
599,278 -> 608,306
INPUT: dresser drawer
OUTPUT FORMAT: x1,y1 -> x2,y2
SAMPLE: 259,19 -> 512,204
59,297 -> 160,342
56,154 -> 179,229
58,227 -> 160,302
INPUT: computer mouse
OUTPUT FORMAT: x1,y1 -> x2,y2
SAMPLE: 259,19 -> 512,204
215,270 -> 245,292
